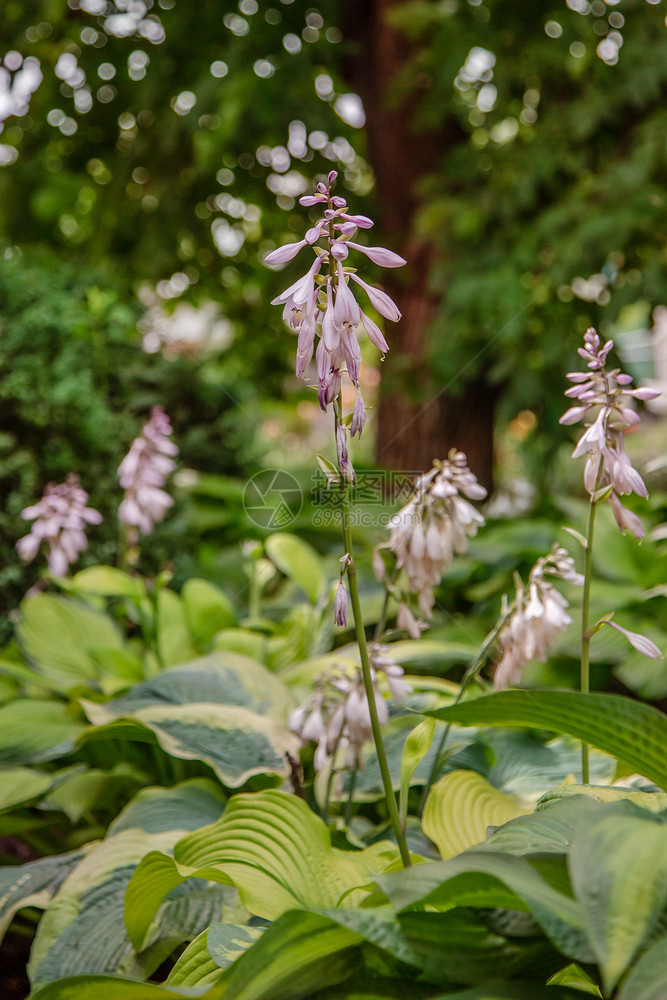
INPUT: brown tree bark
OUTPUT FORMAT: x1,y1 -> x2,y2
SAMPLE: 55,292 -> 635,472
342,0 -> 497,489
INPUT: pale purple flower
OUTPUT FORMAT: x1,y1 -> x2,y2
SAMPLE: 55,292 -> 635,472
384,451 -> 486,616
336,421 -> 355,485
602,619 -> 662,659
118,406 -> 178,537
561,327 -> 661,537
16,473 -> 102,577
266,171 -> 405,412
350,392 -> 366,438
493,545 -> 583,690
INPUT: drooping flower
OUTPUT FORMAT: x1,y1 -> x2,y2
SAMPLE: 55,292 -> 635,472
16,473 -> 102,577
289,647 -> 410,773
492,545 -> 583,690
560,327 -> 661,538
334,579 -> 349,627
266,170 -> 406,419
118,406 -> 178,538
383,450 -> 487,616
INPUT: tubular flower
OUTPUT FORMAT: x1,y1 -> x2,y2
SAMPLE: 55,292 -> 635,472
493,545 -> 584,690
266,170 -> 406,422
560,327 -> 661,538
289,648 -> 409,773
118,406 -> 178,538
16,474 -> 102,577
384,450 -> 487,616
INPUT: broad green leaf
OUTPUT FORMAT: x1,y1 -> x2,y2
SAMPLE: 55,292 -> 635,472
569,813 -> 667,992
0,849 -> 86,943
41,766 -> 142,823
30,976 -> 225,999
82,701 -> 299,787
125,789 -> 397,949
423,770 -> 524,858
264,533 -> 326,604
0,699 -> 85,765
108,779 -> 225,836
477,795 -> 618,856
165,927 -> 224,988
548,963 -> 602,996
29,782 -> 230,986
212,629 -> 268,663
0,766 -> 54,810
486,731 -> 617,801
386,639 -> 477,672
16,594 -> 124,692
616,935 -> 667,1000
538,783 -> 667,814
206,922 -> 265,969
379,852 -> 594,963
182,578 -> 237,645
92,652 -> 292,722
67,566 -> 145,600
399,717 -> 435,828
156,588 -> 197,667
426,690 -> 667,789
215,909 -> 361,1000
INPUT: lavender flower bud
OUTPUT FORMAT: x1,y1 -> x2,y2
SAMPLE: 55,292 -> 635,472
350,392 -> 367,438
334,580 -> 349,627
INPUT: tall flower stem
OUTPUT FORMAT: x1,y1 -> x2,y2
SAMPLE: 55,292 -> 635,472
335,412 -> 411,867
580,483 -> 601,785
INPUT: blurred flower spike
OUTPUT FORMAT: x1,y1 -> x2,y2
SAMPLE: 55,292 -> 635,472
265,170 -> 406,424
560,327 -> 661,538
382,450 -> 487,616
16,473 -> 102,577
118,406 -> 179,538
493,545 -> 584,690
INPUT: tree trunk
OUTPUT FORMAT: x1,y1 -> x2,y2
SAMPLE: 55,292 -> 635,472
342,0 -> 497,489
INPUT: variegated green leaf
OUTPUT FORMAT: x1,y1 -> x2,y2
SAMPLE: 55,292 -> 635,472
0,699 -> 85,765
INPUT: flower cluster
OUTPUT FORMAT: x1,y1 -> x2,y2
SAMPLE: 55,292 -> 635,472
493,545 -> 584,690
382,451 -> 486,616
117,406 -> 178,538
266,170 -> 406,419
560,327 -> 661,538
16,474 -> 102,577
289,645 -> 409,772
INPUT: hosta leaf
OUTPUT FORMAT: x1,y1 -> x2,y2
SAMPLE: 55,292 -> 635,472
0,849 -> 86,943
0,766 -> 54,810
125,789 -> 397,950
423,770 -> 524,858
537,783 -> 667,814
0,699 -> 85,765
264,533 -> 326,604
29,976 -> 225,999
41,766 -> 143,823
569,813 -> 667,992
28,781 -> 228,986
182,578 -> 237,644
82,700 -> 299,787
165,927 -> 223,988
206,922 -> 265,969
93,652 -> 292,722
477,795 -> 616,856
216,909 -> 361,1000
399,717 -> 435,828
426,690 -> 667,789
616,935 -> 667,1000
16,594 -> 124,691
379,852 -> 594,963
66,566 -> 145,600
108,779 -> 225,836
156,588 -> 197,667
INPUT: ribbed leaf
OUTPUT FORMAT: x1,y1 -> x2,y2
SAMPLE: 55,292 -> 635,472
0,849 -> 86,943
125,789 -> 397,950
82,700 -> 299,787
399,718 -> 435,828
423,771 -> 524,858
538,783 -> 667,813
616,935 -> 667,1000
28,781 -> 227,986
426,691 -> 667,789
569,813 -> 667,992
165,927 -> 223,988
379,852 -> 594,963
29,976 -> 225,999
